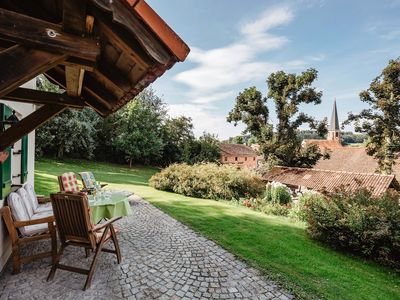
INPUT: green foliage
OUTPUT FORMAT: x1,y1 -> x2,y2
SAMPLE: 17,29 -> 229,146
259,202 -> 290,217
149,163 -> 264,200
181,132 -> 221,164
36,77 -> 218,166
264,183 -> 292,205
289,191 -> 321,221
35,76 -> 97,159
303,188 -> 400,269
161,116 -> 195,165
115,89 -> 166,166
344,58 -> 400,174
227,69 -> 328,168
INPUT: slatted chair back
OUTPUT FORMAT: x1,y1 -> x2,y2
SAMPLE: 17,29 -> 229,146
50,192 -> 96,248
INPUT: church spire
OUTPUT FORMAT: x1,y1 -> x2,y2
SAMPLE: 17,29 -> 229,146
327,99 -> 341,142
329,99 -> 339,131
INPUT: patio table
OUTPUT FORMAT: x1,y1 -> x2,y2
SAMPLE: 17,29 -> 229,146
88,191 -> 133,223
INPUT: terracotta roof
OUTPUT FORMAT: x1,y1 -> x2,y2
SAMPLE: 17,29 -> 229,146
220,144 -> 258,156
303,139 -> 343,150
263,166 -> 398,197
314,147 -> 400,176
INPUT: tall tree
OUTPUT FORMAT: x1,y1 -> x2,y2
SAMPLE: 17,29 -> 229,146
344,58 -> 400,174
227,69 -> 327,168
35,76 -> 97,159
182,132 -> 220,164
115,88 -> 166,167
160,116 -> 195,165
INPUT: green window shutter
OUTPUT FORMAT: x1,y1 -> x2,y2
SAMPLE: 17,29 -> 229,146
21,135 -> 28,184
0,104 -> 12,199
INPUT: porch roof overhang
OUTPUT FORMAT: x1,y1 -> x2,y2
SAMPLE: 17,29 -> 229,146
0,0 -> 190,151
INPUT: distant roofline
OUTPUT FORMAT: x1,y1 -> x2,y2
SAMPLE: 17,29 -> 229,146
272,165 -> 395,178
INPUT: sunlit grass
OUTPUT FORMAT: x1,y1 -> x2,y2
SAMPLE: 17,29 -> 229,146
35,158 -> 400,300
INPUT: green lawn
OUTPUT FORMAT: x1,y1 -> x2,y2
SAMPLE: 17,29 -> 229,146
35,158 -> 400,300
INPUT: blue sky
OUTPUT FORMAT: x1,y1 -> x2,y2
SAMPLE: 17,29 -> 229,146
147,0 -> 400,139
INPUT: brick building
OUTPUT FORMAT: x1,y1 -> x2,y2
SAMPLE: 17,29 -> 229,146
220,144 -> 262,169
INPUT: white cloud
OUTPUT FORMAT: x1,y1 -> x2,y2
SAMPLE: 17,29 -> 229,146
174,6 -> 294,95
167,5 -> 325,139
168,104 -> 244,139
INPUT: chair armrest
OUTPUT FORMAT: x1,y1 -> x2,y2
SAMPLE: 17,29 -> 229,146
37,196 -> 51,203
14,216 -> 55,228
91,216 -> 121,232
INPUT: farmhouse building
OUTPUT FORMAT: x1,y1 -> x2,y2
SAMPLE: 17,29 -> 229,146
220,144 -> 262,169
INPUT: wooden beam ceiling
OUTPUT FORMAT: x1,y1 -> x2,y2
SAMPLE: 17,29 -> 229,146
0,8 -> 100,61
0,45 -> 67,99
62,0 -> 90,97
0,104 -> 66,151
3,88 -> 85,109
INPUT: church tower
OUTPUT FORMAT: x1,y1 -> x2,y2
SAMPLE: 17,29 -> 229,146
327,99 -> 341,141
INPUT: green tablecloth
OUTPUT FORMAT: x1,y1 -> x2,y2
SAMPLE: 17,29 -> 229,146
88,191 -> 133,223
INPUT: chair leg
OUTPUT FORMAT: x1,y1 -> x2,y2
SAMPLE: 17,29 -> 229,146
49,223 -> 58,265
85,248 -> 91,258
84,227 -> 109,290
11,244 -> 21,274
47,243 -> 66,282
110,225 -> 121,264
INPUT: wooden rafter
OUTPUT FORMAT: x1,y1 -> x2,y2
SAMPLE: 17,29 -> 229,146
3,88 -> 85,109
0,104 -> 66,151
0,45 -> 67,99
0,8 -> 100,61
62,0 -> 90,97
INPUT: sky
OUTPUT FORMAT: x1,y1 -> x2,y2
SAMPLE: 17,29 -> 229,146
147,0 -> 400,139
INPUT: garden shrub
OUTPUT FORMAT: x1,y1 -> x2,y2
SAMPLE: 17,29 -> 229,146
289,191 -> 321,221
303,188 -> 400,269
259,202 -> 290,217
263,182 -> 292,205
149,163 -> 264,200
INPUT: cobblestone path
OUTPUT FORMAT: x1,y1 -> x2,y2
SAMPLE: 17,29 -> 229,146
0,197 -> 294,300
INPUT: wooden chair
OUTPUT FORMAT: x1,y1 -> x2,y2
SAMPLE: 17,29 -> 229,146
57,172 -> 88,193
47,192 -> 121,290
0,192 -> 57,274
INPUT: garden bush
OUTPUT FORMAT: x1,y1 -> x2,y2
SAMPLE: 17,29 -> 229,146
289,191 -> 321,221
263,182 -> 292,205
149,163 -> 265,200
303,188 -> 400,269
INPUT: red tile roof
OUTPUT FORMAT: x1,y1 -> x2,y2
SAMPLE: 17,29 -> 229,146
263,166 -> 398,197
220,144 -> 258,156
303,139 -> 343,150
313,147 -> 400,176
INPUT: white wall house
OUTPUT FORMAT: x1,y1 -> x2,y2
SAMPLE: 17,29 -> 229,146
0,79 -> 37,271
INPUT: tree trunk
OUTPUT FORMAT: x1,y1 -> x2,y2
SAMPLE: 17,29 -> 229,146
129,157 -> 132,168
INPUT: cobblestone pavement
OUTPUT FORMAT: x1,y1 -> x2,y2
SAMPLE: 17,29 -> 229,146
0,197 -> 294,300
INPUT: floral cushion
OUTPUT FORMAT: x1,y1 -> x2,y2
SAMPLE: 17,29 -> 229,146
60,172 -> 80,192
79,171 -> 101,191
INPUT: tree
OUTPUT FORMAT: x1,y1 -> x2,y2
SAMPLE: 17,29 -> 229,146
35,76 -> 97,159
160,116 -> 195,165
227,69 -> 328,168
182,132 -> 221,164
115,88 -> 166,167
344,58 -> 400,174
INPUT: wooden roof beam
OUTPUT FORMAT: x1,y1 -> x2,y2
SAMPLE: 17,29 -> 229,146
3,88 -> 86,109
0,45 -> 67,99
0,104 -> 66,151
62,1 -> 91,97
0,8 -> 100,61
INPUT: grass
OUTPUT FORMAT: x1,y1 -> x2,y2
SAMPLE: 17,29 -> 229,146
35,158 -> 400,300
